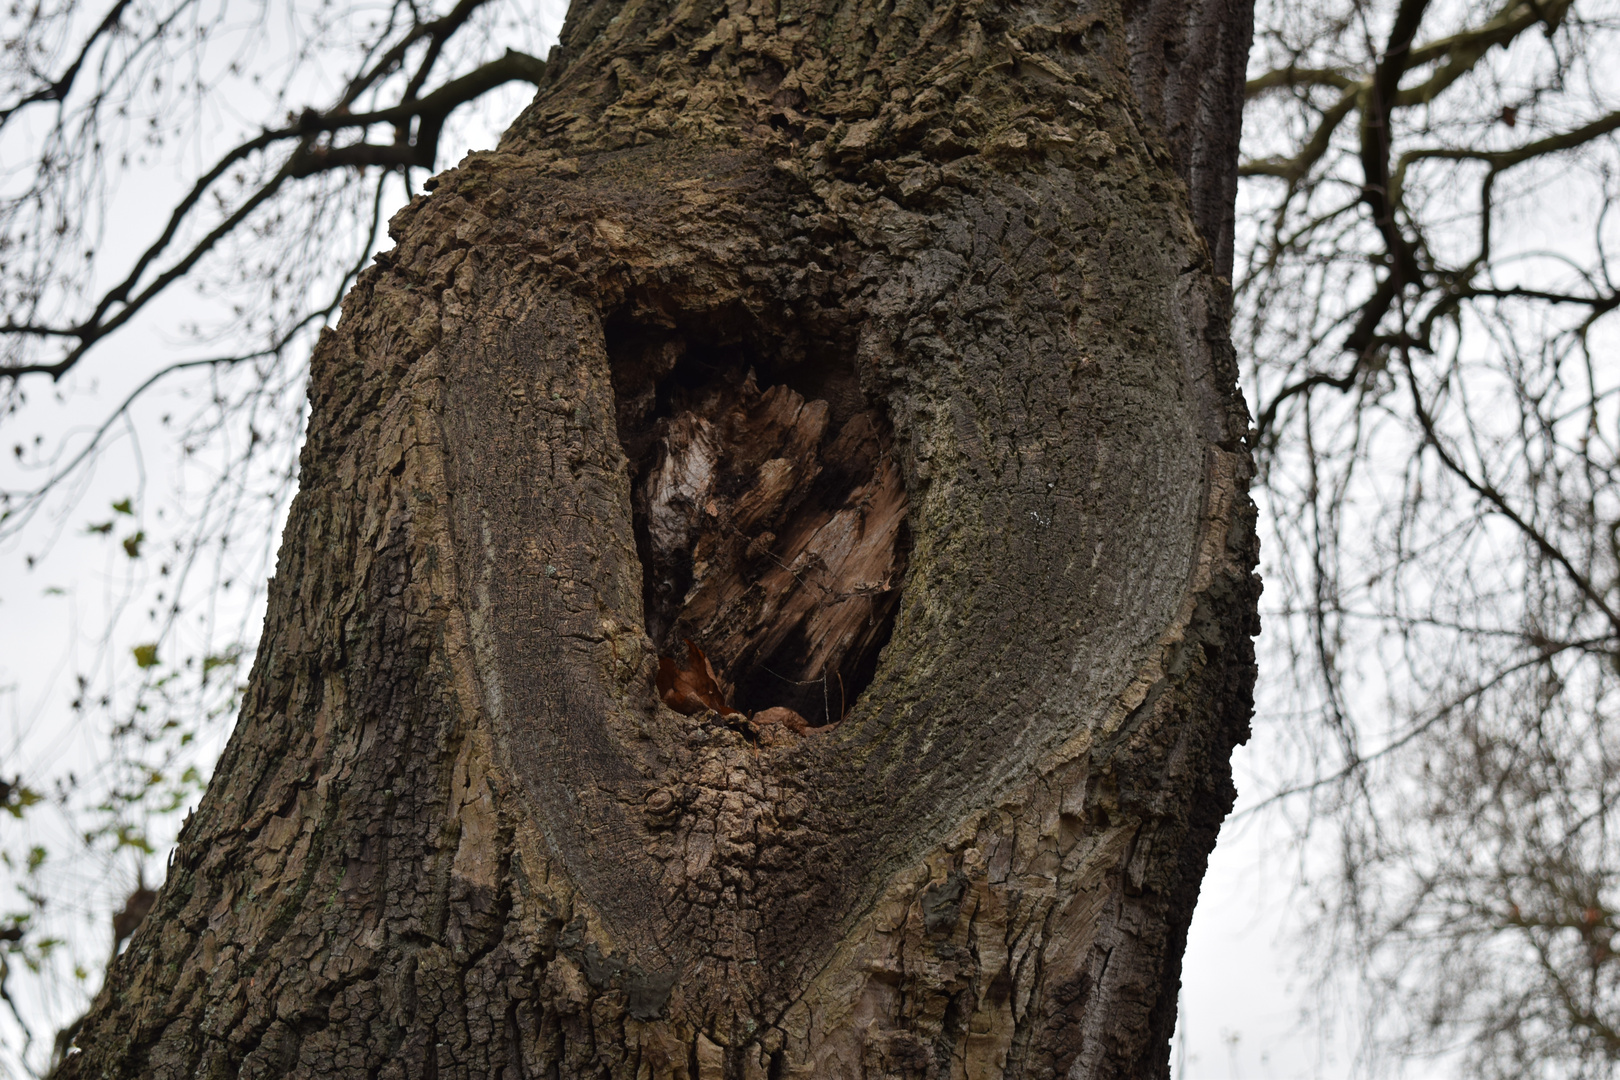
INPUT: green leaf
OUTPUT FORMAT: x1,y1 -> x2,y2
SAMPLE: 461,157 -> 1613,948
25,846 -> 44,873
85,521 -> 113,535
115,826 -> 156,855
132,644 -> 160,669
111,497 -> 134,515
2,786 -> 41,819
121,531 -> 145,558
202,647 -> 242,679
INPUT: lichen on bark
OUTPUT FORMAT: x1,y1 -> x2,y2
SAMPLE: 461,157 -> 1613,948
62,0 -> 1257,1077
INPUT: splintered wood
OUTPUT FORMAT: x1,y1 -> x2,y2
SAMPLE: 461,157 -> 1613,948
627,363 -> 907,732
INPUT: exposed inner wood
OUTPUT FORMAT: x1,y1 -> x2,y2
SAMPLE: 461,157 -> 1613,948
613,334 -> 908,730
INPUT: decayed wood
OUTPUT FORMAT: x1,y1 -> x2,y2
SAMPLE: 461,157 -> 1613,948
626,354 -> 908,729
61,0 -> 1258,1077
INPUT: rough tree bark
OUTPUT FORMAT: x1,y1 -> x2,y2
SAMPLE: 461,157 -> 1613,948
63,0 -> 1256,1076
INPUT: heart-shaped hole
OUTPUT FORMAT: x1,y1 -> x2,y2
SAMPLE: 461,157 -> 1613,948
608,315 -> 909,733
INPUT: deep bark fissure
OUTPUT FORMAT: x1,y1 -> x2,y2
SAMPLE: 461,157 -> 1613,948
609,314 -> 909,730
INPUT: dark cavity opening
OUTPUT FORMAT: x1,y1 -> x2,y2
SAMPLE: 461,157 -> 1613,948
608,312 -> 909,731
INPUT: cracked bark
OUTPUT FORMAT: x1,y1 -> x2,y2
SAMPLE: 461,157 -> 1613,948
62,0 -> 1257,1077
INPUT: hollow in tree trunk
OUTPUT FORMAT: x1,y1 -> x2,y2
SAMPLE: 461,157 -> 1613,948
64,0 -> 1257,1076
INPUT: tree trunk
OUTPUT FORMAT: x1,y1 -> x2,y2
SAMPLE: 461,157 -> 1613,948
63,0 -> 1256,1076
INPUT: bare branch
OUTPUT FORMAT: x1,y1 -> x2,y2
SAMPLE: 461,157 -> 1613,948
0,0 -> 137,129
1395,0 -> 1573,107
1398,108 -> 1620,173
1246,66 -> 1361,97
1402,358 -> 1620,636
1347,0 -> 1432,356
1240,85 -> 1361,182
0,50 -> 545,382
